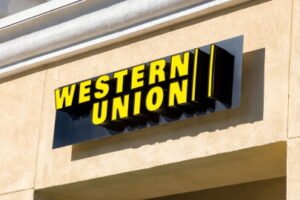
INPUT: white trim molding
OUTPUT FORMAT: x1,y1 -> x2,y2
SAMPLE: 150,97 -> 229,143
0,0 -> 47,18
0,0 -> 250,79
0,0 -> 83,29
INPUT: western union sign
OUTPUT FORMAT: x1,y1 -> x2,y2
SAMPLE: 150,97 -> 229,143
53,36 -> 243,148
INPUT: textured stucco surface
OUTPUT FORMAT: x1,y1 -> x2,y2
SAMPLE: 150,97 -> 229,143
0,189 -> 34,200
287,138 -> 300,200
35,0 -> 291,190
0,70 -> 46,194
286,1 -> 300,198
288,0 -> 300,138
0,0 -> 298,199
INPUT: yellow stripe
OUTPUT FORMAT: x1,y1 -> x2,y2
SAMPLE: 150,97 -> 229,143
208,44 -> 215,97
191,48 -> 198,101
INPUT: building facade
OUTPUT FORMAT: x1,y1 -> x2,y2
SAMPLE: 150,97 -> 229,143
0,0 -> 299,199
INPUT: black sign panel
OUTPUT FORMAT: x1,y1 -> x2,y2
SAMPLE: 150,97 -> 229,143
53,36 -> 243,148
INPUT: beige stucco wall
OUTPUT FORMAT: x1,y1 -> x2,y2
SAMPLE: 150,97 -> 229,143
288,0 -> 300,138
0,189 -> 34,200
0,71 -> 45,195
287,139 -> 300,200
1,0 -> 300,199
35,0 -> 291,190
286,0 -> 300,199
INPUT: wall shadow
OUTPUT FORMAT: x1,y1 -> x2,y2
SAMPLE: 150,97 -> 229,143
36,141 -> 285,200
71,48 -> 265,161
147,178 -> 285,200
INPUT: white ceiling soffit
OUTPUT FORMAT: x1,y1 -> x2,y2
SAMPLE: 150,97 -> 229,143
0,0 -> 250,79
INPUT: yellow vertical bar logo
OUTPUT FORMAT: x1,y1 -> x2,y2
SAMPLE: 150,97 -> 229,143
208,44 -> 215,98
191,48 -> 199,101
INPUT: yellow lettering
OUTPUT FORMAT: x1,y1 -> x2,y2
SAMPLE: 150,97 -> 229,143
170,52 -> 190,79
149,59 -> 166,85
92,101 -> 108,125
114,69 -> 128,93
146,86 -> 164,111
131,65 -> 145,89
169,79 -> 188,106
94,75 -> 110,99
55,84 -> 76,109
78,80 -> 91,104
133,91 -> 142,115
112,95 -> 129,120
